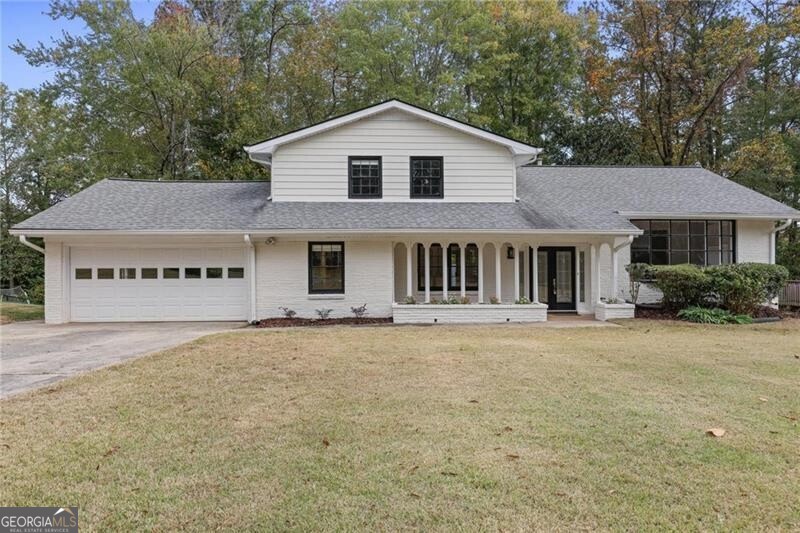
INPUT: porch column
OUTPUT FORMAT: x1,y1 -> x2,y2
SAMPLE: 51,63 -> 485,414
441,242 -> 449,301
406,242 -> 414,299
532,244 -> 539,303
513,243 -> 520,302
459,242 -> 467,299
424,242 -> 431,303
590,243 -> 600,304
522,244 -> 529,300
610,239 -> 619,301
495,243 -> 502,302
477,242 -> 485,303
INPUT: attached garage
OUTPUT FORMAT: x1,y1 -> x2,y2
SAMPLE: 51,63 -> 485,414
69,246 -> 250,322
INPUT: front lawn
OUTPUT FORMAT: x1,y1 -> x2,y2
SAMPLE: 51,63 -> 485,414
2,321 -> 798,530
0,301 -> 44,323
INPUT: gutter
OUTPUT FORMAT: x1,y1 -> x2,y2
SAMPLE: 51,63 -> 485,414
244,234 -> 258,324
614,235 -> 634,252
770,219 -> 793,264
18,235 -> 45,254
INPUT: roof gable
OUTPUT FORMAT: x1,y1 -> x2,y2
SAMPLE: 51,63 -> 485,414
243,99 -> 542,158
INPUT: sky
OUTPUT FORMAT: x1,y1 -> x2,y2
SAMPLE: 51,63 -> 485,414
1,0 -> 157,90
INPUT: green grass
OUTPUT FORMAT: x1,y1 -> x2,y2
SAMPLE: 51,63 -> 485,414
1,320 -> 799,530
0,301 -> 44,323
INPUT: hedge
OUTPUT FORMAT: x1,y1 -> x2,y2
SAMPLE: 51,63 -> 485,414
646,263 -> 789,314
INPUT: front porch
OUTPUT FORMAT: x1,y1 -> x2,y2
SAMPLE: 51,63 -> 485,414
390,237 -> 636,323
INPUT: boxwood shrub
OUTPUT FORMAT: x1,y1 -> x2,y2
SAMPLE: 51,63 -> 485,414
646,262 -> 789,314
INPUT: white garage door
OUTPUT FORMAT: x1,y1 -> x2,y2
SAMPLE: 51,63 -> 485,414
70,247 -> 249,322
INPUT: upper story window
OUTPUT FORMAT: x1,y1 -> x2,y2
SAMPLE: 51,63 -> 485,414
348,156 -> 382,198
410,157 -> 443,198
631,220 -> 735,266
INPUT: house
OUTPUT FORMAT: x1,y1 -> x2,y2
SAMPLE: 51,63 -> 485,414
11,100 -> 799,324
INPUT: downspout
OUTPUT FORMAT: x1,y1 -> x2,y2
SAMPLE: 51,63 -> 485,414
770,219 -> 793,264
18,235 -> 45,254
610,235 -> 635,302
244,234 -> 257,324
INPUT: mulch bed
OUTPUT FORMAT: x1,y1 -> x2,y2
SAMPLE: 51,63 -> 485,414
635,304 -> 790,321
256,317 -> 393,328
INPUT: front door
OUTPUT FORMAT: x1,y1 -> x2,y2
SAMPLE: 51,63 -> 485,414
532,247 -> 576,311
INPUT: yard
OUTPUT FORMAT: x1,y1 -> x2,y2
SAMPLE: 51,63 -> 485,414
1,320 -> 798,530
0,301 -> 44,323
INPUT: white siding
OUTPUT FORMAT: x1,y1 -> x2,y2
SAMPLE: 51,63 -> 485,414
255,240 -> 394,319
271,109 -> 515,202
44,239 -> 66,324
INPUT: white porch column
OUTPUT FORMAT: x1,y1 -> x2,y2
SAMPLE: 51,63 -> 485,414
424,243 -> 431,303
611,240 -> 619,301
406,242 -> 414,299
522,244 -> 529,300
459,242 -> 467,298
477,242 -> 485,303
513,243 -> 520,302
495,243 -> 502,302
590,243 -> 600,304
531,244 -> 539,303
441,243 -> 449,300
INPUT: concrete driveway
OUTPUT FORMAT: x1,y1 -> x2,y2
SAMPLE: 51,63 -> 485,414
0,321 -> 244,398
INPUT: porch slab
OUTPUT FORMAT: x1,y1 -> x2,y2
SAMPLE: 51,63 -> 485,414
392,303 -> 548,324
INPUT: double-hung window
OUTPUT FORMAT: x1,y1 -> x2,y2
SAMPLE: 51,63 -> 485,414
349,157 -> 382,198
631,220 -> 735,266
410,157 -> 443,198
309,242 -> 345,294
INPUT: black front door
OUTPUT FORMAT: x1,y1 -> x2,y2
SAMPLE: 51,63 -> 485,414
531,247 -> 576,311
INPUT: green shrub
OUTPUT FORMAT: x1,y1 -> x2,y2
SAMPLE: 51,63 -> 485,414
706,263 -> 789,315
648,264 -> 711,309
678,306 -> 753,325
28,280 -> 44,305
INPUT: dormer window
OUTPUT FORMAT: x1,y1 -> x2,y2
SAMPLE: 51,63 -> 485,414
348,156 -> 382,198
410,157 -> 443,198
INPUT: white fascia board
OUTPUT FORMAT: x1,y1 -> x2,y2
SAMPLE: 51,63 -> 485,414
10,227 -> 642,237
616,211 -> 798,220
244,100 -> 542,157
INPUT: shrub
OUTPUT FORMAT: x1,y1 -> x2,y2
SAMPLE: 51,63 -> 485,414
278,306 -> 296,319
648,264 -> 711,309
625,263 -> 650,304
706,263 -> 789,315
678,306 -> 753,325
315,308 -> 332,319
515,296 -> 531,304
402,295 -> 416,304
28,280 -> 44,305
459,296 -> 471,304
350,304 -> 368,318
489,295 -> 500,304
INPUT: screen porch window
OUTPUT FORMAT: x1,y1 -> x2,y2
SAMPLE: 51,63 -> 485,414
309,242 -> 345,294
348,157 -> 382,198
631,220 -> 735,266
417,244 -> 478,291
410,157 -> 443,198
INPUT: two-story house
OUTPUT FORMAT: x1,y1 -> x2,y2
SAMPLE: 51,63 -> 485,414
11,100 -> 799,324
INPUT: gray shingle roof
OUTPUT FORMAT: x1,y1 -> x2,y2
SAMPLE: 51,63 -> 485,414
12,166 -> 798,234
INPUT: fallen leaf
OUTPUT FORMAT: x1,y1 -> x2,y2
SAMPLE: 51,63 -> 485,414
408,465 -> 419,473
440,471 -> 457,476
409,493 -> 421,499
468,399 -> 479,404
103,446 -> 120,458
780,414 -> 797,422
322,438 -> 330,447
758,397 -> 768,402
555,491 -> 567,497
506,454 -> 520,460
706,427 -> 726,437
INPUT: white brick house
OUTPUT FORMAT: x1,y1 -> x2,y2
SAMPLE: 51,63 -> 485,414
11,100 -> 799,324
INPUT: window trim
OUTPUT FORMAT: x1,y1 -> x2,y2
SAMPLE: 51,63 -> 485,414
348,156 -> 382,199
630,219 -> 736,267
409,156 -> 444,199
308,241 -> 345,294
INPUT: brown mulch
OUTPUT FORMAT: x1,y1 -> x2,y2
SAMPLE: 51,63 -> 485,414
636,304 -> 791,320
256,317 -> 393,328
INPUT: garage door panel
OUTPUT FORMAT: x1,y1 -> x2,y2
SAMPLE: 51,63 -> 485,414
70,247 -> 249,322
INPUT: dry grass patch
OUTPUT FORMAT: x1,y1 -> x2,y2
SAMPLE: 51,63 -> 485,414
2,320 -> 799,530
0,302 -> 43,323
